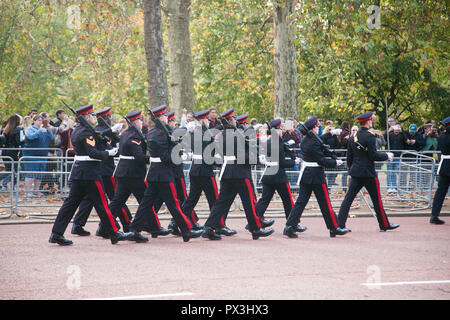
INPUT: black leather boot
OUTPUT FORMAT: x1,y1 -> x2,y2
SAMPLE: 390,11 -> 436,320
251,228 -> 274,240
202,227 -> 222,240
283,225 -> 298,238
71,224 -> 90,236
49,233 -> 73,246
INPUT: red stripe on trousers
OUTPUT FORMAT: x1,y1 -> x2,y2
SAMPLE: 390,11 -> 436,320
94,180 -> 118,233
374,177 -> 388,228
285,183 -> 294,208
180,178 -> 197,222
211,177 -> 219,199
321,184 -> 338,229
169,182 -> 192,230
245,179 -> 261,228
110,176 -> 130,223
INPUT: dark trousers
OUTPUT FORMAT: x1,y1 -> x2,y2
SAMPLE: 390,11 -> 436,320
130,181 -> 193,233
431,175 -> 449,218
256,182 -> 294,219
286,183 -> 339,230
73,175 -> 132,229
205,178 -> 261,231
52,179 -> 118,235
182,176 -> 219,223
338,176 -> 390,229
109,177 -> 146,221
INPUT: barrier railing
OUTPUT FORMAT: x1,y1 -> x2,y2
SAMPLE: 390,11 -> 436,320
0,156 -> 15,218
0,147 -> 444,220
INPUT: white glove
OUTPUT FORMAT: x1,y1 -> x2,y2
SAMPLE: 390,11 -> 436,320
181,153 -> 188,161
259,154 -> 267,165
336,159 -> 344,166
331,128 -> 342,136
111,123 -> 123,133
108,147 -> 118,157
386,152 -> 394,161
295,157 -> 301,165
287,139 -> 295,146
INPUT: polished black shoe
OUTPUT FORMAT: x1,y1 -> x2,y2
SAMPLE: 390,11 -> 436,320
262,219 -> 275,228
126,231 -> 149,243
283,226 -> 298,238
430,217 -> 445,225
182,229 -> 203,242
329,227 -> 349,238
168,221 -> 182,236
202,227 -> 222,240
217,226 -> 237,236
150,227 -> 171,238
96,226 -> 110,239
71,224 -> 90,236
192,222 -> 204,230
251,228 -> 274,240
110,231 -> 133,244
294,225 -> 307,233
49,233 -> 73,246
380,223 -> 400,232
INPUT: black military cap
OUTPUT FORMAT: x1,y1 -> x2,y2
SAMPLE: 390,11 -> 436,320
441,116 -> 450,127
194,109 -> 210,119
75,104 -> 94,116
167,111 -> 175,121
268,118 -> 282,129
95,107 -> 111,118
150,105 -> 167,117
125,110 -> 143,121
357,111 -> 374,122
236,114 -> 248,124
219,108 -> 234,120
304,116 -> 319,130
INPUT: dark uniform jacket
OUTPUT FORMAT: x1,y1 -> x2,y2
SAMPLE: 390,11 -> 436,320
300,134 -> 337,185
114,127 -> 148,179
437,128 -> 450,177
218,127 -> 253,180
347,127 -> 388,178
167,125 -> 185,179
261,135 -> 295,184
189,126 -> 215,177
146,126 -> 175,182
95,123 -> 120,177
70,124 -> 109,181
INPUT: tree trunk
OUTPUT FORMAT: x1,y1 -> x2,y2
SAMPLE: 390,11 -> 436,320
163,0 -> 195,121
142,0 -> 169,108
273,0 -> 297,120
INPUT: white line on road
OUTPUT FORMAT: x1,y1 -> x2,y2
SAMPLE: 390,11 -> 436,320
86,292 -> 194,300
362,280 -> 450,287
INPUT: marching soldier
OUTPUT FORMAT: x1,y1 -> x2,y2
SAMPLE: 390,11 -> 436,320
284,116 -> 349,238
202,108 -> 274,240
107,110 -> 169,239
180,109 -> 220,230
430,116 -> 450,224
256,118 -> 306,232
337,111 -> 399,232
49,104 -> 130,245
127,105 -> 203,243
71,107 -> 133,237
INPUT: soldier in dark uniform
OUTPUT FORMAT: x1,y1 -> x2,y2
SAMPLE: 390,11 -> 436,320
202,108 -> 274,240
180,109 -> 220,230
283,116 -> 349,238
337,111 -> 399,232
430,116 -> 450,224
152,111 -> 200,235
107,110 -> 168,239
71,107 -> 133,237
49,104 -> 130,245
127,105 -> 203,243
256,118 -> 306,232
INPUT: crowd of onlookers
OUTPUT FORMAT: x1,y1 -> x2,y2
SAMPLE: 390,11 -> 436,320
0,107 -> 446,196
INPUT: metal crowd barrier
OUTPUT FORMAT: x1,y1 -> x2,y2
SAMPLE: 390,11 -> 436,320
0,147 -> 444,220
0,156 -> 15,218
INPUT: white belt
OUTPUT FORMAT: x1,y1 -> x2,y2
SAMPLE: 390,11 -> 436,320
437,155 -> 450,175
74,155 -> 101,162
296,160 -> 321,185
258,161 -> 279,183
219,156 -> 237,181
192,154 -> 203,160
150,157 -> 162,163
119,155 -> 135,160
